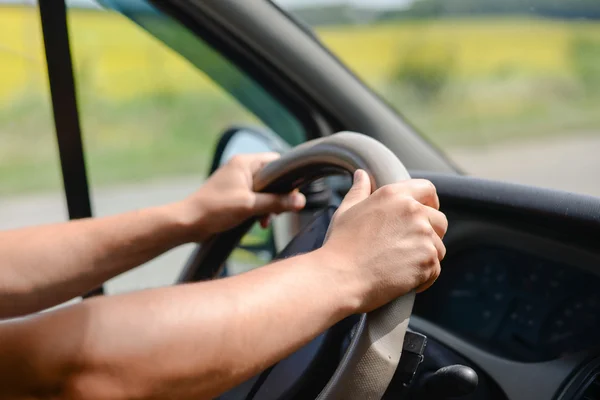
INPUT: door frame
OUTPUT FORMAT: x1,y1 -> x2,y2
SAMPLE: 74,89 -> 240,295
38,0 -> 102,296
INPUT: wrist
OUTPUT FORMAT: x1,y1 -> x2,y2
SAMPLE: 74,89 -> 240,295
160,200 -> 209,244
307,247 -> 366,315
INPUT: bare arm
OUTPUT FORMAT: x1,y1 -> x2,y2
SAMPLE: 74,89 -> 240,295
0,204 -> 192,318
0,153 -> 305,318
0,250 -> 357,400
0,171 -> 447,400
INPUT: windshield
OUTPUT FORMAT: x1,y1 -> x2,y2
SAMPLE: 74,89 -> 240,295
275,0 -> 600,197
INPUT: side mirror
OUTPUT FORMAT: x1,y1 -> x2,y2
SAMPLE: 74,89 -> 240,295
210,126 -> 293,276
210,126 -> 290,173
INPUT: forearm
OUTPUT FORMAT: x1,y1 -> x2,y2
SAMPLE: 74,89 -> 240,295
0,250 -> 360,400
0,202 -> 197,317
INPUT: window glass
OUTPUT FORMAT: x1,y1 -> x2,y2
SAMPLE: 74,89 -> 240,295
67,1 -> 304,293
0,1 -> 67,229
225,225 -> 276,277
276,0 -> 600,197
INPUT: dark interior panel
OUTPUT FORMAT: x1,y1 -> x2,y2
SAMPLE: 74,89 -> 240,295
414,245 -> 600,362
407,172 -> 600,399
412,172 -> 600,254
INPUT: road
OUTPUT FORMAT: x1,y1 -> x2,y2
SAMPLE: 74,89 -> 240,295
2,133 -> 600,294
449,133 -> 600,197
0,177 -> 201,294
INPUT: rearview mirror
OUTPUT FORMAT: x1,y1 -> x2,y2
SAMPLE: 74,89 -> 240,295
210,127 -> 293,277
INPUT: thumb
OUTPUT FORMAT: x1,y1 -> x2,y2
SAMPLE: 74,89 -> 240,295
337,169 -> 371,214
251,191 -> 306,215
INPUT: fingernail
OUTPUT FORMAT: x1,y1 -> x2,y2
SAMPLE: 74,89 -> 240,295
291,193 -> 305,208
354,169 -> 363,183
260,216 -> 271,228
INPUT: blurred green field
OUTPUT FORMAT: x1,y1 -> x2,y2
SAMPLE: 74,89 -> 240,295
2,6 -> 600,195
0,93 -> 253,194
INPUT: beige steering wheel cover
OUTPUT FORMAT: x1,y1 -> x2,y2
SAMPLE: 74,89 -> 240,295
254,132 -> 414,400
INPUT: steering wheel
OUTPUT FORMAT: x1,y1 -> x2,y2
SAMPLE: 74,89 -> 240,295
179,132 -> 414,400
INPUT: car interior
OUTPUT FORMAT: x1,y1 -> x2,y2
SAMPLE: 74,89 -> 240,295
8,0 -> 600,399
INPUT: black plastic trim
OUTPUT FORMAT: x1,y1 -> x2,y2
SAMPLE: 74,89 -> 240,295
39,0 -> 102,297
406,172 -> 600,400
557,356 -> 600,400
39,1 -> 91,220
414,172 -> 600,224
413,172 -> 600,252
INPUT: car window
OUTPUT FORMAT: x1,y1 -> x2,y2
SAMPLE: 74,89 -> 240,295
67,1 -> 306,293
0,1 -> 68,230
275,0 -> 600,197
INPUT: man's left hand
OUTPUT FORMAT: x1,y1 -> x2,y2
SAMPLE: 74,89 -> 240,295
177,153 -> 306,242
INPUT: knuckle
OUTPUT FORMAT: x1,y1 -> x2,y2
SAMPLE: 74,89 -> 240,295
261,151 -> 279,159
420,179 -> 437,195
433,262 -> 442,278
416,219 -> 434,236
423,244 -> 439,266
439,210 -> 448,225
238,192 -> 254,210
410,179 -> 436,194
402,197 -> 422,215
416,262 -> 435,288
439,242 -> 447,260
429,262 -> 442,283
228,155 -> 245,166
377,185 -> 397,198
430,210 -> 448,233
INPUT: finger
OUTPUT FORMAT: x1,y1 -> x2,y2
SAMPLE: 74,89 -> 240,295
385,179 -> 440,210
426,208 -> 448,239
407,180 -> 439,209
416,262 -> 440,293
260,214 -> 272,229
416,241 -> 444,293
252,191 -> 306,215
337,170 -> 372,214
229,152 -> 281,174
247,152 -> 282,173
432,233 -> 447,261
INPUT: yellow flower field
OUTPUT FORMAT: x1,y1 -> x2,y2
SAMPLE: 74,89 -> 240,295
1,6 -> 599,103
2,5 -> 600,195
318,19 -> 600,81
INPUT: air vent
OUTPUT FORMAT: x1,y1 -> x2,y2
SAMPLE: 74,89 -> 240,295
579,373 -> 600,400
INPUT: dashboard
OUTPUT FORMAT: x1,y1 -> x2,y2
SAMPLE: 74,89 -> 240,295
414,245 -> 600,362
218,172 -> 600,400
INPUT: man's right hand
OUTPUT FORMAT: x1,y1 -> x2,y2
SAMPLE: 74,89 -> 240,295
0,167 -> 447,400
319,169 -> 448,314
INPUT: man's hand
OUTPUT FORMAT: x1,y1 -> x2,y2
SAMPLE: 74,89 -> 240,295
0,168 -> 449,400
0,152 -> 304,318
178,153 -> 306,242
318,170 -> 448,313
